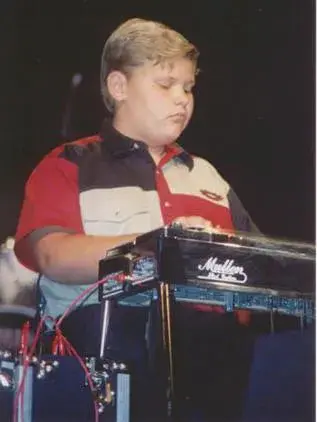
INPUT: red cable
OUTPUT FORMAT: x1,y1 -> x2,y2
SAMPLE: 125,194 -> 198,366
14,272 -> 126,422
13,315 -> 55,422
19,321 -> 30,361
56,273 -> 125,329
17,321 -> 30,422
53,329 -> 99,422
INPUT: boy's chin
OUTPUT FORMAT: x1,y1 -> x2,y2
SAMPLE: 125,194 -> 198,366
156,135 -> 180,147
148,126 -> 184,146
162,127 -> 184,143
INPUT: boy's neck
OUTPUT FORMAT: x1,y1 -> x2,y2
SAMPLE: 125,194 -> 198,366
148,146 -> 166,165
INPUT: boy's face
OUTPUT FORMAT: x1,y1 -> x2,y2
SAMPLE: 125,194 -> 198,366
112,57 -> 196,147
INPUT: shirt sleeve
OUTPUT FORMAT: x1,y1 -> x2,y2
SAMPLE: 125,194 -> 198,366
14,150 -> 84,270
227,188 -> 261,234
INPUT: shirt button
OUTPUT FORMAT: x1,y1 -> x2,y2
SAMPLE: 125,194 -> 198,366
164,201 -> 171,207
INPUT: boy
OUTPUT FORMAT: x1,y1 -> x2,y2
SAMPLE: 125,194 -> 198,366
15,18 -> 258,421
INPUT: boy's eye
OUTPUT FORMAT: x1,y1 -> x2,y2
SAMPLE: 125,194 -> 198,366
156,80 -> 195,93
158,82 -> 171,89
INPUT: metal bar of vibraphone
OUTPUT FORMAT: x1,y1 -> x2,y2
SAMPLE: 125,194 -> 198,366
99,299 -> 112,359
159,283 -> 167,351
164,283 -> 174,397
99,298 -> 131,422
159,281 -> 174,418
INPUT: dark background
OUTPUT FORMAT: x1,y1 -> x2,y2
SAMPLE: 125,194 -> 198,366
0,0 -> 315,243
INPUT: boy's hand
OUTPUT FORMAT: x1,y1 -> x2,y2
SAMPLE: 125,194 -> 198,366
172,216 -> 221,231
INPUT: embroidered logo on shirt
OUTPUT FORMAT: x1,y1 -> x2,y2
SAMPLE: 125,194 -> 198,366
200,189 -> 223,202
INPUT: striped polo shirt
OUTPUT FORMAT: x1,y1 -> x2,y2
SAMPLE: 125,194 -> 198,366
15,120 -> 259,319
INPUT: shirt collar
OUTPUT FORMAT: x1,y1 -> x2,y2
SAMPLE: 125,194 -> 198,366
99,118 -> 193,169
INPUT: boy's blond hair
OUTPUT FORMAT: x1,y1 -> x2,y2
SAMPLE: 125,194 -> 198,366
100,18 -> 199,113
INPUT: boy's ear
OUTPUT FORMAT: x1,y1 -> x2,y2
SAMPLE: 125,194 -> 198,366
106,71 -> 128,103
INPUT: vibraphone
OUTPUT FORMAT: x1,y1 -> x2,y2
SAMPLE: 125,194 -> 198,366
98,226 -> 315,418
